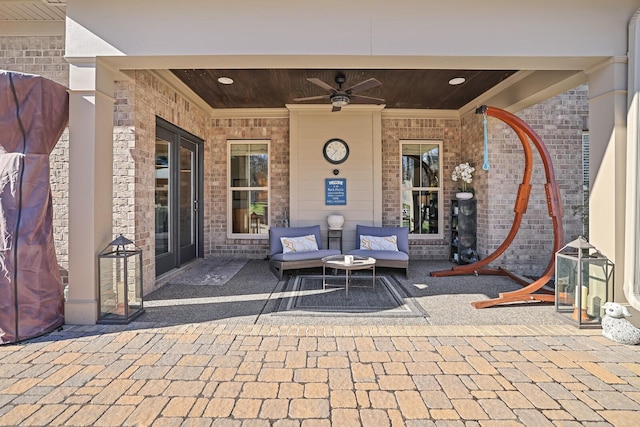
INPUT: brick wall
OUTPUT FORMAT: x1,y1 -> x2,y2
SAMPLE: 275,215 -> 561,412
0,35 -> 69,283
0,35 -> 67,83
381,117 -> 461,259
115,81 -> 291,291
121,70 -> 209,294
208,118 -> 290,258
113,80 -> 137,241
0,35 -> 588,289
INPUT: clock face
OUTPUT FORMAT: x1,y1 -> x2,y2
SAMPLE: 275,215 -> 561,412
323,139 -> 349,164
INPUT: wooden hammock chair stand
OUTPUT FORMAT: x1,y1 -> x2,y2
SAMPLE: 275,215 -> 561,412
430,105 -> 564,309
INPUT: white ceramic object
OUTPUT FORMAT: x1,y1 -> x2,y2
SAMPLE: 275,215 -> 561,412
327,214 -> 344,230
456,192 -> 473,200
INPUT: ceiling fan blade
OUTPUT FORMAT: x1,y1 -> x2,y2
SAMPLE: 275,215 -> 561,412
332,105 -> 342,112
350,94 -> 385,104
306,78 -> 337,92
293,95 -> 330,102
344,78 -> 382,94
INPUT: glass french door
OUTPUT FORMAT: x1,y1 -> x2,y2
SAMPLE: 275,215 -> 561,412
179,140 -> 197,263
155,119 -> 203,276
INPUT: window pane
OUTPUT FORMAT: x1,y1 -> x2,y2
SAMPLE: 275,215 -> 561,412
402,143 -> 440,188
402,190 -> 439,234
421,144 -> 440,187
230,142 -> 269,235
230,144 -> 249,187
155,139 -> 170,256
402,144 -> 421,187
232,190 -> 249,233
402,141 -> 441,236
250,144 -> 268,187
180,146 -> 194,247
231,189 -> 269,234
401,180 -> 412,229
250,190 -> 268,234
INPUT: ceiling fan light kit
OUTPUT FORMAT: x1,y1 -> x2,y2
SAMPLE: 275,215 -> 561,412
331,95 -> 350,108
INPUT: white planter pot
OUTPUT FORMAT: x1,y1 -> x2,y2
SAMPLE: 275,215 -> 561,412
456,192 -> 474,200
327,214 -> 344,230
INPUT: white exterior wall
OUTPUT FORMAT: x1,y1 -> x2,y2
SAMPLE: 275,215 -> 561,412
289,106 -> 382,251
65,0 -> 634,62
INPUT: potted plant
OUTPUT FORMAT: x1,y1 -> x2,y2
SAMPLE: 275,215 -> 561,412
452,162 -> 475,200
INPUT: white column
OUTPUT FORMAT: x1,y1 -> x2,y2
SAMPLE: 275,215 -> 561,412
625,10 -> 640,310
586,57 -> 628,303
64,61 -> 115,324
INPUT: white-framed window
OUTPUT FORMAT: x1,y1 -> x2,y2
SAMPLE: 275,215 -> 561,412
228,140 -> 269,237
400,140 -> 442,238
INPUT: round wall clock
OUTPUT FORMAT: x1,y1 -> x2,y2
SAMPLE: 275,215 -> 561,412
323,138 -> 349,164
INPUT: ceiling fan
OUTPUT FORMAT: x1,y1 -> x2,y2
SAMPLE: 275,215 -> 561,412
294,72 -> 385,112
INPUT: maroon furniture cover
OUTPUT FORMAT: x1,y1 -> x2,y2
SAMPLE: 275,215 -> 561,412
0,71 -> 68,344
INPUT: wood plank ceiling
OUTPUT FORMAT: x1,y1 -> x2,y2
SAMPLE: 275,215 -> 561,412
171,69 -> 518,110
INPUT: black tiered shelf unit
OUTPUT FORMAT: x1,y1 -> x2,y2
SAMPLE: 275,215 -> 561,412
449,199 -> 477,264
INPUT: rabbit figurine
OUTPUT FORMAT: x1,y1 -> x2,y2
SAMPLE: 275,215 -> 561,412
601,302 -> 640,345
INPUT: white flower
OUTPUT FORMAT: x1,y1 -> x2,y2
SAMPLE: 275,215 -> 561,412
451,162 -> 475,191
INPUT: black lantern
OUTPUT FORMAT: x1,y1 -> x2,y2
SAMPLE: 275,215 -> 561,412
555,237 -> 614,328
97,234 -> 144,324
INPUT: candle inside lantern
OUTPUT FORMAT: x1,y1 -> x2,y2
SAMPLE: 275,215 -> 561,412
575,285 -> 589,309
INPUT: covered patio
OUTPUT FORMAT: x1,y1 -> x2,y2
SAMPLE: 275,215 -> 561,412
2,0 -> 639,327
57,0 -> 639,327
140,258 -> 565,328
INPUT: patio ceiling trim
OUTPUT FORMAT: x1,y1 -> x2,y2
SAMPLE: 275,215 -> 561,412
0,20 -> 63,35
468,70 -> 589,114
153,69 -> 213,114
97,55 -> 610,74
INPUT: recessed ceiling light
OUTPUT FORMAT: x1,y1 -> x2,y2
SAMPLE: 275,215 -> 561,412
217,77 -> 234,85
448,77 -> 466,85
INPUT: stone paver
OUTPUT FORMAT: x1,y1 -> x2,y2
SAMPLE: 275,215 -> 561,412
0,323 -> 639,426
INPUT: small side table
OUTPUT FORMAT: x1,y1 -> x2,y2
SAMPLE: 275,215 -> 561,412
322,255 -> 376,298
327,228 -> 343,252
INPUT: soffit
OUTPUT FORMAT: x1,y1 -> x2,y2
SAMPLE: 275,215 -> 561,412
0,1 -> 65,21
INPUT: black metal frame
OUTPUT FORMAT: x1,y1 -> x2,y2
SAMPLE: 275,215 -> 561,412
155,117 -> 204,276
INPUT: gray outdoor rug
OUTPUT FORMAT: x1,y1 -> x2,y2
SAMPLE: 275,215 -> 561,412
274,274 -> 428,318
165,257 -> 248,286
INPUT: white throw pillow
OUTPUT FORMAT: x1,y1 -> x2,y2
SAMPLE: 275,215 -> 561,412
280,234 -> 319,253
360,235 -> 398,251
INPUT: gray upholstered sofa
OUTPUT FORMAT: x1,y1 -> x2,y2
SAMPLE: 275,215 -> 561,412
268,225 -> 341,279
348,224 -> 410,277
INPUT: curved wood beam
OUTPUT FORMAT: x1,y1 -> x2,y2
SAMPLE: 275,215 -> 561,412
431,115 -> 533,277
430,105 -> 565,309
473,107 -> 565,308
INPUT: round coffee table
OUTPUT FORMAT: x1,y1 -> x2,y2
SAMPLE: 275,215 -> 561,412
321,255 -> 376,298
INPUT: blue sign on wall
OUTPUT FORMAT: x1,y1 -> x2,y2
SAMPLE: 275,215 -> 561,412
325,178 -> 346,205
